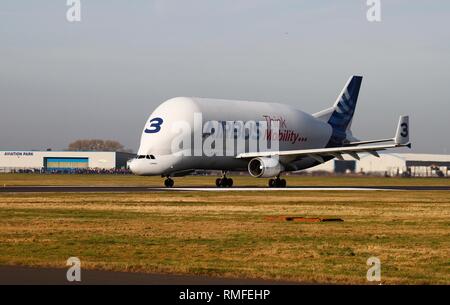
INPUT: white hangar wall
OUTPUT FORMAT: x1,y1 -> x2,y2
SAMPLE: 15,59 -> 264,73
303,153 -> 450,177
0,151 -> 135,172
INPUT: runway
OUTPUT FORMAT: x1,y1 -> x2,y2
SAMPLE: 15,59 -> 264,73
0,265 -> 300,285
0,185 -> 449,193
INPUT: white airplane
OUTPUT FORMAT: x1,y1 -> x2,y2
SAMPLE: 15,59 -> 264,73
130,76 -> 410,187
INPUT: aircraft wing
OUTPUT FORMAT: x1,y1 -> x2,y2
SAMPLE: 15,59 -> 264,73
236,116 -> 410,162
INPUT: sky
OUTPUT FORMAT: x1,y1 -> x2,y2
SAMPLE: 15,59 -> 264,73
1,0 -> 449,153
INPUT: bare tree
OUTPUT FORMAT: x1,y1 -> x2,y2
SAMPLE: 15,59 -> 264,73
68,139 -> 132,152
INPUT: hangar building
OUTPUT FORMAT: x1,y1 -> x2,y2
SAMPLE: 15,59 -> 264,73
0,151 -> 135,173
305,153 -> 450,177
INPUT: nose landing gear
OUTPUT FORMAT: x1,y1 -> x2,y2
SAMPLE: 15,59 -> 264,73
215,171 -> 233,187
268,176 -> 287,188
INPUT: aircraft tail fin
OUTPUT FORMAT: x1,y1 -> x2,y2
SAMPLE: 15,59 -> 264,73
313,76 -> 362,132
328,75 -> 362,131
313,76 -> 363,147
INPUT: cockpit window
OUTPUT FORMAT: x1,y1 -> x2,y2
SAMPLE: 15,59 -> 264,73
139,155 -> 156,160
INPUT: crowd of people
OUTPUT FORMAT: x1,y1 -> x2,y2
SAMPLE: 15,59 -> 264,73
7,168 -> 132,175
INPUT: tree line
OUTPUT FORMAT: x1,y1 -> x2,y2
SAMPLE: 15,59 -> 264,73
67,139 -> 133,153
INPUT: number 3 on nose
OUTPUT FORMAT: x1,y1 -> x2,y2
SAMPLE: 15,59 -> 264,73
145,117 -> 163,133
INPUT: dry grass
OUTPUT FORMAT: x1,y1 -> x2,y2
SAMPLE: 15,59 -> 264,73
0,189 -> 449,284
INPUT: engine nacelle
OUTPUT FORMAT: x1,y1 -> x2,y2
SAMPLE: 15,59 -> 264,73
248,157 -> 284,178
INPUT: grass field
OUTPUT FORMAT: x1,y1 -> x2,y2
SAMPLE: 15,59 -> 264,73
0,174 -> 449,284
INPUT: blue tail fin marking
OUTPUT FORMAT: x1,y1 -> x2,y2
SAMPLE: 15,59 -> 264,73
326,76 -> 362,147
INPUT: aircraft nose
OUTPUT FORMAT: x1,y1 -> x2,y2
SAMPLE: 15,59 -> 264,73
129,159 -> 140,175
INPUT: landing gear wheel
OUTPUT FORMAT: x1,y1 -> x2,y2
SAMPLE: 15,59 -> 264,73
164,178 -> 174,188
215,175 -> 233,188
268,179 -> 276,187
268,178 -> 287,188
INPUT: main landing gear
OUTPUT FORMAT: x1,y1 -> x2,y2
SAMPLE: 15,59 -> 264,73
268,176 -> 287,188
216,171 -> 233,188
164,177 -> 174,188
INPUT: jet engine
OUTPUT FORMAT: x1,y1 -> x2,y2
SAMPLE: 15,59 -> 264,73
248,157 -> 284,178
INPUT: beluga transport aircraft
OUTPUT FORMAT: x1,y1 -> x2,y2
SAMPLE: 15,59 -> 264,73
130,76 -> 411,187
